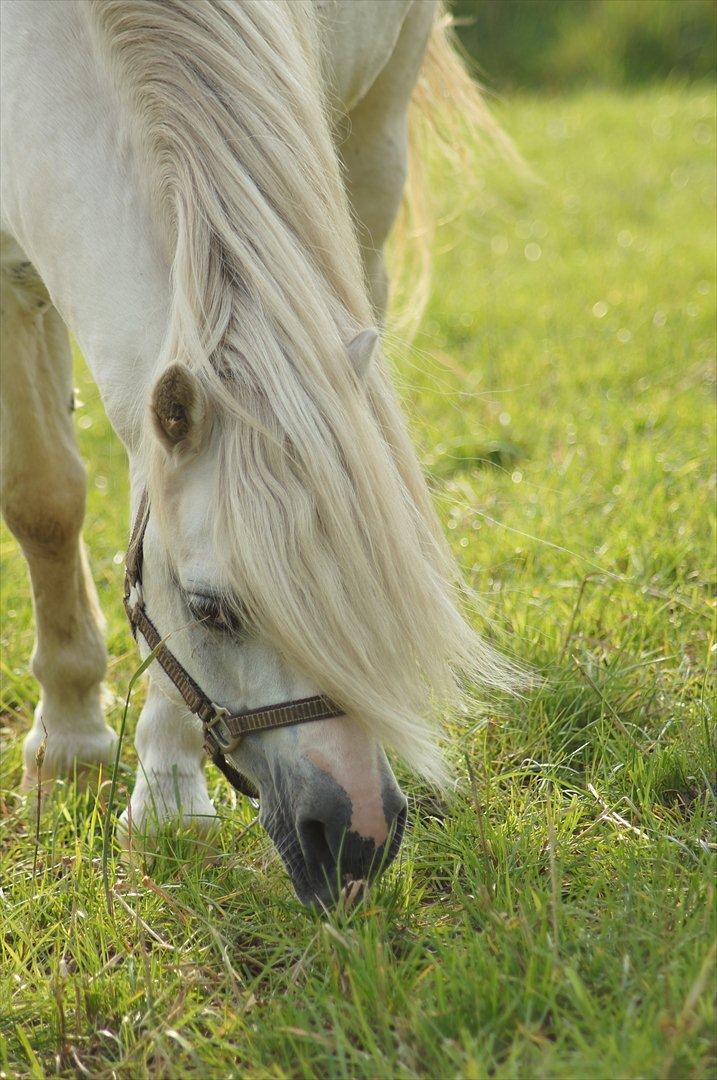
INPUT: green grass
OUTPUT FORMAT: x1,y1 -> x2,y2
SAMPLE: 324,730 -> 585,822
1,87 -> 715,1078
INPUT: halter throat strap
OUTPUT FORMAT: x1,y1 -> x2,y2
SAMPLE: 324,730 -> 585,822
123,491 -> 344,798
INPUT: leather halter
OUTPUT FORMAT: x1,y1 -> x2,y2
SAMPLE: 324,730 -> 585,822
123,491 -> 345,798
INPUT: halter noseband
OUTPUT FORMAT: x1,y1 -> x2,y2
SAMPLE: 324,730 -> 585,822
123,491 -> 345,798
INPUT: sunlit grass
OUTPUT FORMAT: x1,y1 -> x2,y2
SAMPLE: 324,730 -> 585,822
1,88 -> 715,1078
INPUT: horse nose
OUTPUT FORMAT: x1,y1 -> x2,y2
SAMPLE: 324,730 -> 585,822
296,786 -> 407,908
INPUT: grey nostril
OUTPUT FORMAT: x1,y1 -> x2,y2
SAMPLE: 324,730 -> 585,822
297,818 -> 334,879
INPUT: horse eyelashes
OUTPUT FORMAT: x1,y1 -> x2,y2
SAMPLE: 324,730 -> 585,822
187,592 -> 248,637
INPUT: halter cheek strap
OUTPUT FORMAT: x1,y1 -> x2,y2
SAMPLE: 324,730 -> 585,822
123,490 -> 345,799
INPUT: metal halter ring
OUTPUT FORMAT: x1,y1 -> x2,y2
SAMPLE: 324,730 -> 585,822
204,708 -> 243,756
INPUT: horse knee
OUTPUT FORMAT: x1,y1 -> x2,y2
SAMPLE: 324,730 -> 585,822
1,458 -> 87,558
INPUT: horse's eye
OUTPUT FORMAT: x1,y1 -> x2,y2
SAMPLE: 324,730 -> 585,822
186,592 -> 244,635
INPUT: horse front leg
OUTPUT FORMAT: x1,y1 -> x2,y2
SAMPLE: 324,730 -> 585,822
118,680 -> 217,846
0,254 -> 116,794
339,0 -> 434,319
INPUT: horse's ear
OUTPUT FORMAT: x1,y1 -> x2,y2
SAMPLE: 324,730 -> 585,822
151,363 -> 210,455
347,328 -> 379,381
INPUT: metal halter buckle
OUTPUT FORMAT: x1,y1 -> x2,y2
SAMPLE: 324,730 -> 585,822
204,705 -> 243,757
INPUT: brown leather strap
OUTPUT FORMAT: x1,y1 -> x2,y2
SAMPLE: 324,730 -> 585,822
209,750 -> 259,799
125,489 -> 149,590
123,596 -> 217,721
123,491 -> 345,800
209,699 -> 343,753
215,695 -> 345,740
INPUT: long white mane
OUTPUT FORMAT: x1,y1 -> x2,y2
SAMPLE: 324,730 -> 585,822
87,0 -> 519,780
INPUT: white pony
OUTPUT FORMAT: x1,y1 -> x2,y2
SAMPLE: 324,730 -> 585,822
1,0 -> 516,906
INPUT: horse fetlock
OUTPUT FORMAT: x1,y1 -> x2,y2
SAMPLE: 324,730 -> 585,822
31,638 -> 107,703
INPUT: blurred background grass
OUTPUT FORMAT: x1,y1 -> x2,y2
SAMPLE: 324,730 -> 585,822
452,0 -> 716,92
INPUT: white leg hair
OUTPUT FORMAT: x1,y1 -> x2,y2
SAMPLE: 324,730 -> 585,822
340,1 -> 434,317
0,253 -> 116,790
118,680 -> 216,842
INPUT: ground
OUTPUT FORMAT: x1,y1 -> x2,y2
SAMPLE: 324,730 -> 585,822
1,88 -> 715,1079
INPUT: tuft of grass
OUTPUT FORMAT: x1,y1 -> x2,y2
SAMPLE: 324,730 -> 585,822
1,87 -> 715,1078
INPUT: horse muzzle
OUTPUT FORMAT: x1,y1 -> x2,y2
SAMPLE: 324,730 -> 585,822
258,761 -> 408,909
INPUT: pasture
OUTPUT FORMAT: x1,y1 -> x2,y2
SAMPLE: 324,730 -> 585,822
1,87 -> 715,1078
